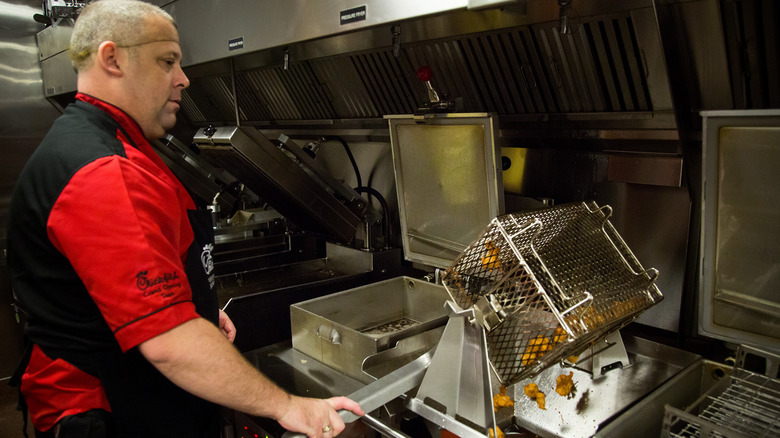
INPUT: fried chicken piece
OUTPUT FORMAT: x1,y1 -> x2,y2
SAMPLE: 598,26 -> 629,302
488,426 -> 505,438
521,335 -> 553,365
493,385 -> 514,412
552,327 -> 567,343
555,371 -> 575,398
535,391 -> 546,410
522,327 -> 571,367
481,241 -> 501,271
523,382 -> 546,410
523,382 -> 539,398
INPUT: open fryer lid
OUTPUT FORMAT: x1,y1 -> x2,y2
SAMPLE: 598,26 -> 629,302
699,110 -> 780,352
192,125 -> 364,244
386,113 -> 504,269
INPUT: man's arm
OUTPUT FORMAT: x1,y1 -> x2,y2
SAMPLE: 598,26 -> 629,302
138,317 -> 364,437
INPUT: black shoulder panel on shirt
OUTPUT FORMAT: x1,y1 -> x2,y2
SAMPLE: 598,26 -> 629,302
10,100 -> 128,228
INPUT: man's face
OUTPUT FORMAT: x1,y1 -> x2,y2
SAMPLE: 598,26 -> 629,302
119,15 -> 189,140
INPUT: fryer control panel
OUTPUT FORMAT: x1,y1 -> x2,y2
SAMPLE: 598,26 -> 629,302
234,411 -> 277,438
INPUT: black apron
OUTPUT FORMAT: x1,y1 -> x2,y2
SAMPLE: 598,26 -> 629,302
12,209 -> 222,438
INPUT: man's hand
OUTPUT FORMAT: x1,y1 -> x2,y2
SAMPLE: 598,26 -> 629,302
277,395 -> 365,438
218,309 -> 236,343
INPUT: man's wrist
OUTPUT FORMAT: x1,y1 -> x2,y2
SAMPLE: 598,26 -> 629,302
272,391 -> 294,421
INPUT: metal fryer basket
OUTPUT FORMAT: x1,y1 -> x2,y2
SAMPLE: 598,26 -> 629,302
441,201 -> 663,385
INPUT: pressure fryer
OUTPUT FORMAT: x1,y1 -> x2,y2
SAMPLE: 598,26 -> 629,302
285,201 -> 667,438
280,113 -> 678,438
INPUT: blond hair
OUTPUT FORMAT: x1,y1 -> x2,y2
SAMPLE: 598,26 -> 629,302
69,0 -> 174,71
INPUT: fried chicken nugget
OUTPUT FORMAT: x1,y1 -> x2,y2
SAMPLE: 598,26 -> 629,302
488,426 -> 505,438
523,382 -> 546,410
493,385 -> 514,412
481,241 -> 501,271
555,371 -> 575,398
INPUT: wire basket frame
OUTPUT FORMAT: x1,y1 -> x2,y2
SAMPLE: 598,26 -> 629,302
441,201 -> 663,385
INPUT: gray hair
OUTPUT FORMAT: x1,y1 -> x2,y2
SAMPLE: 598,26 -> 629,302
69,0 -> 175,71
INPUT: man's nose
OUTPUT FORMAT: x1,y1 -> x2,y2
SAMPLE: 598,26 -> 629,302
177,65 -> 190,89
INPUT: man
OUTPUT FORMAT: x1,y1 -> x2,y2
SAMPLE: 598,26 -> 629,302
6,1 -> 363,437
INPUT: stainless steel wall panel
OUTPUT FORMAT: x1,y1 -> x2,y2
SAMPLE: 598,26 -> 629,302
670,0 -> 732,110
721,0 -> 780,109
630,7 -> 674,112
0,0 -> 62,379
36,23 -> 70,59
40,50 -> 76,97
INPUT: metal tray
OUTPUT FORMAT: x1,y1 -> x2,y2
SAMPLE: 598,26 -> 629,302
506,336 -> 700,438
290,276 -> 450,382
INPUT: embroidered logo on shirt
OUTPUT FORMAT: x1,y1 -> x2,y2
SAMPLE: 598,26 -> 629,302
135,270 -> 180,298
201,243 -> 214,275
201,243 -> 216,289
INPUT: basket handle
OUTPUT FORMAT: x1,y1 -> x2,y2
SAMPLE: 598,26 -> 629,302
591,204 -> 659,283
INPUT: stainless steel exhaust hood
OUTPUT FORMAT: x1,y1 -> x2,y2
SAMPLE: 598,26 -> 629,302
36,0 -> 778,135
169,0 -> 678,135
166,0 -> 519,68
160,0 -> 777,144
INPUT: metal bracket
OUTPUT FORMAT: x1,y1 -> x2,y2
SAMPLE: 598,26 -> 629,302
474,294 -> 508,332
574,331 -> 630,377
406,302 -> 499,438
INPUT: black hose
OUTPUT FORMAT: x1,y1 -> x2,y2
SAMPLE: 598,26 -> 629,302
355,186 -> 390,248
324,135 -> 362,189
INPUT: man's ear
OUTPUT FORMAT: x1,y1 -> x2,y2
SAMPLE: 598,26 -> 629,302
95,41 -> 123,77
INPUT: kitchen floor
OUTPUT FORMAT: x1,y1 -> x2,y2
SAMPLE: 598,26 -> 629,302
0,378 -> 32,437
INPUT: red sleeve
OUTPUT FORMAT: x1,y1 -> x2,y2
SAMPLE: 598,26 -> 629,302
47,155 -> 200,352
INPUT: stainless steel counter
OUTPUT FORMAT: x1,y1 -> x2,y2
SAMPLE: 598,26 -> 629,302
244,333 -> 701,438
509,336 -> 701,438
244,342 -> 366,401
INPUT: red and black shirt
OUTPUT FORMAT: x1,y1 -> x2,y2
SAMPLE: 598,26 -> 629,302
7,94 -> 202,431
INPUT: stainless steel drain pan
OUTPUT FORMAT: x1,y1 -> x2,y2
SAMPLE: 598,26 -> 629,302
290,276 -> 450,382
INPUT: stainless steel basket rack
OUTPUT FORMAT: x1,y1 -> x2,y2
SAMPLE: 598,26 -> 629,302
662,345 -> 780,438
441,201 -> 663,385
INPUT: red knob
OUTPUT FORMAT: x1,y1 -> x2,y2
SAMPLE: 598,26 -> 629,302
417,66 -> 433,82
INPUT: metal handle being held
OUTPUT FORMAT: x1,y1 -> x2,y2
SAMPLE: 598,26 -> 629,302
280,348 -> 433,438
